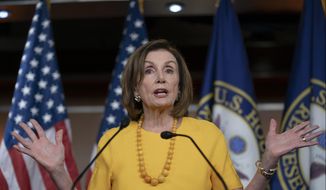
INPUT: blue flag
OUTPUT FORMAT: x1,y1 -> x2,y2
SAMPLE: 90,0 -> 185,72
271,0 -> 326,189
86,0 -> 148,183
0,1 -> 79,189
196,0 -> 264,186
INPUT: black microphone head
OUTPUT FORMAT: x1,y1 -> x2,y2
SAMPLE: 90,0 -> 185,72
160,131 -> 175,139
120,118 -> 130,129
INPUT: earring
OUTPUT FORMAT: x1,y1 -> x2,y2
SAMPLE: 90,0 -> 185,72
134,95 -> 141,102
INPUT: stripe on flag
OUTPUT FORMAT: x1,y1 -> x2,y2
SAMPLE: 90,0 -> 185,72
22,153 -> 46,190
0,166 -> 9,190
0,142 -> 19,190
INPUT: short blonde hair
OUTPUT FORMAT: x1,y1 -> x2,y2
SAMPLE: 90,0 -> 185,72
122,39 -> 193,121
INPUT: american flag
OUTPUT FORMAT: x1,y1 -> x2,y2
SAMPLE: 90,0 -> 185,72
86,0 -> 148,184
0,1 -> 79,189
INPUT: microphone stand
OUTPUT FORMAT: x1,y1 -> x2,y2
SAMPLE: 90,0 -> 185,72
161,131 -> 228,190
71,119 -> 129,190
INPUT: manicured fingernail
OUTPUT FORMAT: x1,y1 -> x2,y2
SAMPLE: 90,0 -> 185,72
27,121 -> 33,128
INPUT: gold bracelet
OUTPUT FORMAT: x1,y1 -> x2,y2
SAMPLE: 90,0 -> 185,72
255,160 -> 277,179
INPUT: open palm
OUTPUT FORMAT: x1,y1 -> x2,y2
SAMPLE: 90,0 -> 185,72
11,119 -> 65,173
264,119 -> 322,161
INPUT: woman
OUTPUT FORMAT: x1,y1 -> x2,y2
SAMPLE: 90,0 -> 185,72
12,39 -> 322,190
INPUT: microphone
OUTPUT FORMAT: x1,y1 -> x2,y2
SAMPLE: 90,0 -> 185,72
160,131 -> 176,139
71,118 -> 130,190
160,131 -> 228,190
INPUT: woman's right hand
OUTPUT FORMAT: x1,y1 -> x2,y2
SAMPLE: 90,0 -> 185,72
11,119 -> 65,173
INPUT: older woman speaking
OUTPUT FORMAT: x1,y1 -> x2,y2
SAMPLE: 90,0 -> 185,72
12,39 -> 322,190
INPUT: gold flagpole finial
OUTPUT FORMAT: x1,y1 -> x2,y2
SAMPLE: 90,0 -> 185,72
321,0 -> 326,15
215,0 -> 221,8
138,0 -> 144,14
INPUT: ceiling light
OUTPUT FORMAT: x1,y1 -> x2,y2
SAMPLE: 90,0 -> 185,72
0,10 -> 10,19
167,2 -> 184,13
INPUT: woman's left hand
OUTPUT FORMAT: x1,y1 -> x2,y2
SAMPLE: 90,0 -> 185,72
263,118 -> 322,167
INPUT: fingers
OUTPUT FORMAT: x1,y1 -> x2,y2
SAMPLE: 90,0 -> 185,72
296,124 -> 322,148
13,144 -> 32,156
11,131 -> 32,149
12,119 -> 45,149
297,124 -> 320,139
301,125 -> 320,136
30,119 -> 45,138
268,118 -> 278,134
298,140 -> 319,148
18,122 -> 38,142
302,129 -> 323,142
56,129 -> 63,145
293,121 -> 310,132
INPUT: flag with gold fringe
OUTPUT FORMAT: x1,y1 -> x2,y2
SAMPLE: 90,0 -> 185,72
271,0 -> 326,189
196,0 -> 265,187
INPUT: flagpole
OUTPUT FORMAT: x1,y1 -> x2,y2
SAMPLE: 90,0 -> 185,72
215,0 -> 220,8
138,0 -> 144,14
46,0 -> 51,11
